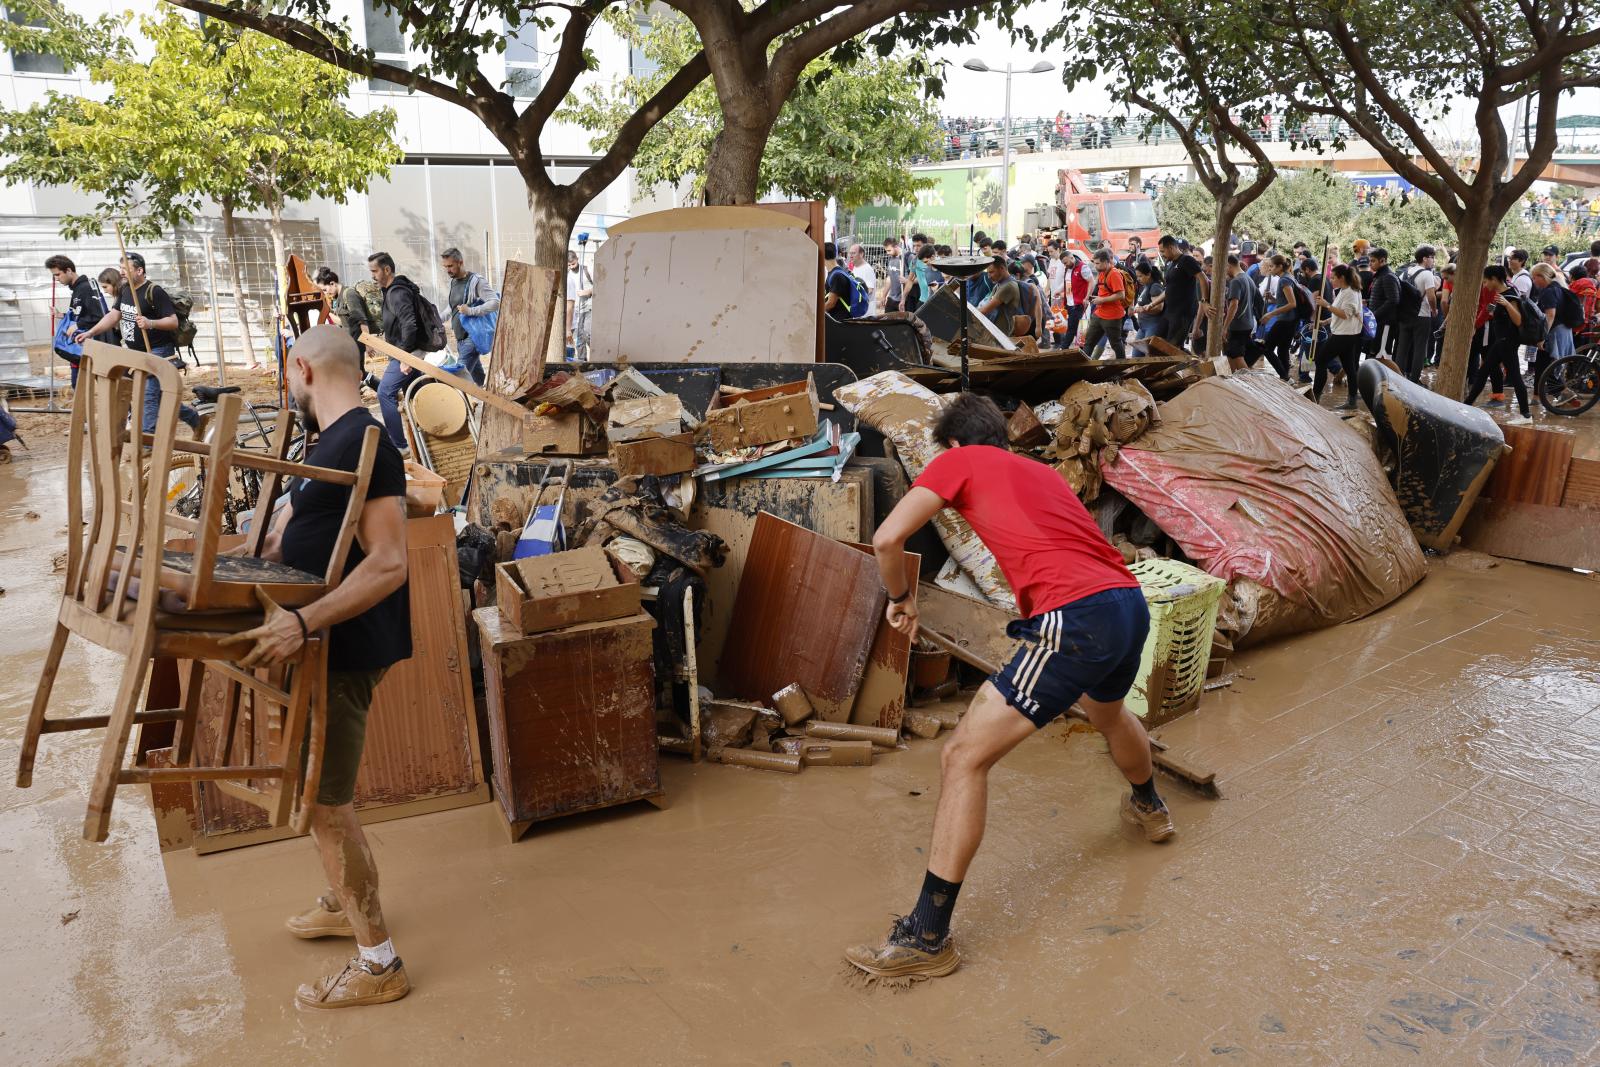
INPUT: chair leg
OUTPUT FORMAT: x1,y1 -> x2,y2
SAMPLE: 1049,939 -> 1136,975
173,658 -> 206,768
271,640 -> 319,828
291,639 -> 328,835
82,648 -> 153,843
17,622 -> 71,788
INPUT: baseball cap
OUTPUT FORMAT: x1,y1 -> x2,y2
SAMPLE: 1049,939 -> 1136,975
1542,244 -> 1560,256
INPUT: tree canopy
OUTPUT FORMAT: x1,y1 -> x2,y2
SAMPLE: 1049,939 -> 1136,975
561,9 -> 941,209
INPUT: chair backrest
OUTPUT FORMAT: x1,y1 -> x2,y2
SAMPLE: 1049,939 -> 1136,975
68,340 -> 181,631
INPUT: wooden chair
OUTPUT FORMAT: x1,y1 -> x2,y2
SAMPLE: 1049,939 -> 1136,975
16,340 -> 378,842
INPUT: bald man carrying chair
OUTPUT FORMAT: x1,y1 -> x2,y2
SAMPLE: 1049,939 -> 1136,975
222,325 -> 414,1009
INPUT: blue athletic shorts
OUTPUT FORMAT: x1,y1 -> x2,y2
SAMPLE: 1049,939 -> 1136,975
989,586 -> 1151,729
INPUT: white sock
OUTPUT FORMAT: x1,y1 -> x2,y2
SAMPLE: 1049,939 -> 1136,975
359,939 -> 397,969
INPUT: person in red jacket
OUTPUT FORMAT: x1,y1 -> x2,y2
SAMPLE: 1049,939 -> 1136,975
844,394 -> 1172,983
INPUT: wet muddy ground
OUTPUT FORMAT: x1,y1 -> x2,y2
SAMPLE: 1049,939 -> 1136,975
4,448 -> 1600,1064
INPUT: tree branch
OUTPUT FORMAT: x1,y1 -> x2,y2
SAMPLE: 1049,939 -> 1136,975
766,0 -> 976,104
569,48 -> 711,204
518,6 -> 595,145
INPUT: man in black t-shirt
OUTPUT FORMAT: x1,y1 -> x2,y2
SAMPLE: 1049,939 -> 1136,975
46,254 -> 103,389
1157,235 -> 1202,349
222,326 -> 413,1010
74,252 -> 200,433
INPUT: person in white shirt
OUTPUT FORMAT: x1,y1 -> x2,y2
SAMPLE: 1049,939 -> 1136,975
1395,245 -> 1439,382
1312,263 -> 1365,409
848,244 -> 878,314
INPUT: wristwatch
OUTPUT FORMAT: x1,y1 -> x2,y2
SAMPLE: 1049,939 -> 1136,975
886,588 -> 911,604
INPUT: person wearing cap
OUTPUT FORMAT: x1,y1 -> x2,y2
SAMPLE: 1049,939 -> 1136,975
1540,245 -> 1568,284
1395,246 -> 1439,383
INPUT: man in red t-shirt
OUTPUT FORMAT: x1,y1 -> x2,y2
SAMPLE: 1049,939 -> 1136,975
1081,248 -> 1128,358
844,394 -> 1173,984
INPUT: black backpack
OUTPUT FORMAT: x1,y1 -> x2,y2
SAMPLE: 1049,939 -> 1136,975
1395,266 -> 1425,318
1515,291 -> 1549,346
412,287 -> 448,352
1249,277 -> 1267,320
139,281 -> 199,348
1556,284 -> 1586,329
1289,278 -> 1315,322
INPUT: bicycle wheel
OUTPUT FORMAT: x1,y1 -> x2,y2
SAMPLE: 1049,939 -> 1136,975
145,453 -> 205,516
1537,353 -> 1600,417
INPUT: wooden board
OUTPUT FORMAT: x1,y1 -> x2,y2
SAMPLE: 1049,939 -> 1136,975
360,334 -> 526,419
1483,424 -> 1575,506
1559,457 -> 1600,510
845,545 -> 918,731
476,608 -> 660,837
481,260 -> 561,455
916,581 -> 1019,674
690,471 -> 872,686
718,512 -> 883,721
1459,499 -> 1600,571
589,227 -> 819,365
184,515 -> 487,850
606,205 -> 809,235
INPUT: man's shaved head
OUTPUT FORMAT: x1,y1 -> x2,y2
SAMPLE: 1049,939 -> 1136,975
295,324 -> 363,379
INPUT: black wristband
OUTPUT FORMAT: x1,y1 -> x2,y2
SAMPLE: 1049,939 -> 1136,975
287,607 -> 309,645
886,588 -> 911,604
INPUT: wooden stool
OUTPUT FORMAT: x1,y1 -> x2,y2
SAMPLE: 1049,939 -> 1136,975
16,342 -> 376,841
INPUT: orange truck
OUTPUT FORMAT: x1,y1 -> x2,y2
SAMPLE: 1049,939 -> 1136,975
1053,169 -> 1160,252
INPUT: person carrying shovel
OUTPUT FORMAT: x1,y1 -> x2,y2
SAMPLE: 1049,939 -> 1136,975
845,392 -> 1172,983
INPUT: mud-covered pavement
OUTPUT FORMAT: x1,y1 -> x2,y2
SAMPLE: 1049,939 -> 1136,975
3,451 -> 1599,1066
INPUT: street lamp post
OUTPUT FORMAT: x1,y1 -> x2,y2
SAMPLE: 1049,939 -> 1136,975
963,58 -> 1055,243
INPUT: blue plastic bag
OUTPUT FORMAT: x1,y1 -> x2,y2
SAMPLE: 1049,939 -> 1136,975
52,314 -> 82,358
462,303 -> 498,354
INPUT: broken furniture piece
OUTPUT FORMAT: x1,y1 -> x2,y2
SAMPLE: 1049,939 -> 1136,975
1356,360 -> 1507,550
403,377 -> 478,507
282,253 -> 332,337
17,342 -> 377,841
476,605 -> 664,841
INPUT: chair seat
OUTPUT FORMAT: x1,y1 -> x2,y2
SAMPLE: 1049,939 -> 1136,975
158,550 -> 329,610
160,550 -> 320,585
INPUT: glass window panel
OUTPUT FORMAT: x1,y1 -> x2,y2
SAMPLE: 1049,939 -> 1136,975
362,0 -> 406,54
8,7 -> 64,74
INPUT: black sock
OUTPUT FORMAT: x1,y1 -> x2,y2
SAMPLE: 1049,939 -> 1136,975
1131,775 -> 1162,808
906,871 -> 962,946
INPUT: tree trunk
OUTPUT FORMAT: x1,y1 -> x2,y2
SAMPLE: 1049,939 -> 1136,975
702,109 -> 773,206
529,187 -> 575,366
218,198 -> 260,369
267,199 -> 288,306
1435,212 -> 1492,399
1205,200 -> 1236,361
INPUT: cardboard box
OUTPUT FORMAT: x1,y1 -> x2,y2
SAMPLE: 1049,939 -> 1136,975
611,432 -> 696,478
607,395 -> 685,442
699,375 -> 819,452
496,545 -> 641,634
522,410 -> 606,456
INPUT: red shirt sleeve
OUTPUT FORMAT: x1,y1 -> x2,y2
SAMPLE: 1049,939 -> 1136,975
911,448 -> 970,506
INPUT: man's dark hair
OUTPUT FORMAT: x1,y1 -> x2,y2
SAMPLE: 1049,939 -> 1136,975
314,267 -> 339,285
992,240 -> 1007,254
1508,248 -> 1528,266
933,393 -> 1010,449
973,231 -> 989,245
440,246 -> 463,262
1484,264 -> 1509,283
367,251 -> 396,272
1572,262 -> 1589,280
123,251 -> 146,272
911,232 -> 929,244
1158,234 -> 1179,249
1226,253 -> 1241,267
989,254 -> 1008,270
883,236 -> 898,249
45,254 -> 74,273
1590,238 -> 1600,257
1300,259 -> 1320,274
823,241 -> 838,260
918,245 -> 936,261
1369,248 -> 1389,261
1415,245 -> 1435,262
1093,248 -> 1111,263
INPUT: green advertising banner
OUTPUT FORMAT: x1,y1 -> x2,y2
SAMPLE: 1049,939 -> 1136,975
851,163 -> 1005,235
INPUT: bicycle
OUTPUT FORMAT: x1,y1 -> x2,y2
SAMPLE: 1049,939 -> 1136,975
149,384 -> 305,535
1537,341 -> 1600,417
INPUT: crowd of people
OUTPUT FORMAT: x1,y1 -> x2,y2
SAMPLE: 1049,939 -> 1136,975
932,113 -> 1352,162
1522,192 -> 1600,236
826,229 -> 1600,420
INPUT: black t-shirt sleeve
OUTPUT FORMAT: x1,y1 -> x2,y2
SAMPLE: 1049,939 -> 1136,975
367,437 -> 405,500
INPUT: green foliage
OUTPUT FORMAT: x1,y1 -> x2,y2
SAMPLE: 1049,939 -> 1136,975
0,9 -> 402,239
1158,171 -> 1359,250
559,9 -> 941,209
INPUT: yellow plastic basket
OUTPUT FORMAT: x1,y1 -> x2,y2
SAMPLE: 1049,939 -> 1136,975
1125,559 -> 1227,725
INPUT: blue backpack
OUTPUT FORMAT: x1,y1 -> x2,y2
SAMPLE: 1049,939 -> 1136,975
829,266 -> 869,318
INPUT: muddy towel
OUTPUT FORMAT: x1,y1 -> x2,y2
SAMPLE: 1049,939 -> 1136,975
1101,375 -> 1425,646
1045,380 -> 1159,502
834,372 -> 1016,610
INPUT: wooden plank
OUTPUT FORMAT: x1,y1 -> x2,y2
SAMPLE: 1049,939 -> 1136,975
844,546 -> 918,731
361,334 -> 528,419
718,511 -> 883,722
916,581 -> 1018,675
1484,424 -> 1574,506
479,261 -> 561,455
1559,457 -> 1600,510
1459,499 -> 1600,570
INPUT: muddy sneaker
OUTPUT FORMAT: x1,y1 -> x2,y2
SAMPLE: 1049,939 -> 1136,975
1121,793 -> 1176,843
285,894 -> 354,939
843,916 -> 960,981
295,957 -> 409,1009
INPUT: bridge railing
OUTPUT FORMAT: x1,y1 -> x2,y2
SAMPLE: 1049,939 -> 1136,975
922,116 -> 1371,164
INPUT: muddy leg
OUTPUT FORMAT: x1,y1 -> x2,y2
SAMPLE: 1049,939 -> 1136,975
1078,694 -> 1155,786
309,801 -> 388,947
926,682 -> 1037,882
